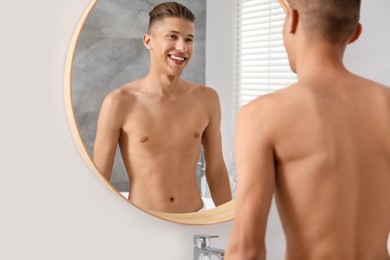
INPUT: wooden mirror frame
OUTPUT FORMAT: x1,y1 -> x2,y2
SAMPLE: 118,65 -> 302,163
64,0 -> 235,225
278,0 -> 289,12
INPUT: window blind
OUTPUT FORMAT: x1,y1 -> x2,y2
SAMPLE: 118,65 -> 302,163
235,0 -> 297,109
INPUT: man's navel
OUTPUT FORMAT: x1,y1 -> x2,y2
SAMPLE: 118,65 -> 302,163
140,136 -> 149,143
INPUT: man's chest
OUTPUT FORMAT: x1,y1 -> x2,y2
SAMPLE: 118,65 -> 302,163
120,103 -> 209,148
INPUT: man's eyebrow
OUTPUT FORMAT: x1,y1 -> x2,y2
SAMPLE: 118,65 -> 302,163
167,30 -> 195,38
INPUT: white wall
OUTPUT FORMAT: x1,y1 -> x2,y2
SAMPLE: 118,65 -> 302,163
1,1 -> 389,259
345,0 -> 390,85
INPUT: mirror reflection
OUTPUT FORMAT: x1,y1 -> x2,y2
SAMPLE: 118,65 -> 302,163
72,0 -> 233,213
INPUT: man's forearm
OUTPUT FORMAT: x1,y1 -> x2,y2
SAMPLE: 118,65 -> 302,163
207,169 -> 232,205
225,231 -> 266,260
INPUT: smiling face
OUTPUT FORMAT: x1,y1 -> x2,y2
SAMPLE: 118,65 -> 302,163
144,17 -> 194,77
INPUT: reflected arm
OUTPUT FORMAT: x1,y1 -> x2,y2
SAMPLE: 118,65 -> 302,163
93,94 -> 123,181
202,88 -> 232,206
225,101 -> 276,260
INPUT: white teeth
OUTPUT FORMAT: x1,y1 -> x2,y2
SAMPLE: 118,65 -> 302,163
169,55 -> 185,61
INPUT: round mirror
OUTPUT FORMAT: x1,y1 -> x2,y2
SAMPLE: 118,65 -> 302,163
65,0 -> 235,224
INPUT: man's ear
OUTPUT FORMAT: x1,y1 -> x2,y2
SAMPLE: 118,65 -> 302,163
348,23 -> 362,44
288,9 -> 299,34
143,34 -> 153,50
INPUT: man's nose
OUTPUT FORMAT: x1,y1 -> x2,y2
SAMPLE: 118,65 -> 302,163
175,38 -> 187,52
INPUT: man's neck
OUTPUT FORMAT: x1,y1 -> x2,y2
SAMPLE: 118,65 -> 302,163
143,70 -> 185,96
295,41 -> 349,82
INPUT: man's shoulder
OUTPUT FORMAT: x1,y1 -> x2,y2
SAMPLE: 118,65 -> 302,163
182,80 -> 219,101
184,80 -> 217,94
101,82 -> 141,113
238,84 -> 306,132
104,81 -> 141,103
345,74 -> 390,107
244,83 -> 302,111
358,76 -> 390,95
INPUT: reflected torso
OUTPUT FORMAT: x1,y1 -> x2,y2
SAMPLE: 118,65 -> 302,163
271,75 -> 390,259
116,80 -> 210,213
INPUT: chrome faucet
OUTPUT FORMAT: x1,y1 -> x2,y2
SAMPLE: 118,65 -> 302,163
193,234 -> 224,260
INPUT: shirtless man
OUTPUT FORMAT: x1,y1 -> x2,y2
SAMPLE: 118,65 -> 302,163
225,0 -> 390,259
93,2 -> 231,213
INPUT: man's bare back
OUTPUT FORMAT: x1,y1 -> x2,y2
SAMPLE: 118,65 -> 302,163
226,71 -> 390,260
225,0 -> 389,258
269,73 -> 390,259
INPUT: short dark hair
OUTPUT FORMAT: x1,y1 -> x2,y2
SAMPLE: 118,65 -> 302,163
290,0 -> 361,44
148,2 -> 195,32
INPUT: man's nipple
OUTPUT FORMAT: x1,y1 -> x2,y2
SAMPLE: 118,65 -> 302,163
194,132 -> 200,139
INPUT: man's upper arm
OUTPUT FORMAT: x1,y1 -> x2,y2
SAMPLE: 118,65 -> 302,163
201,88 -> 232,204
93,93 -> 123,180
202,88 -> 224,167
226,99 -> 276,259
